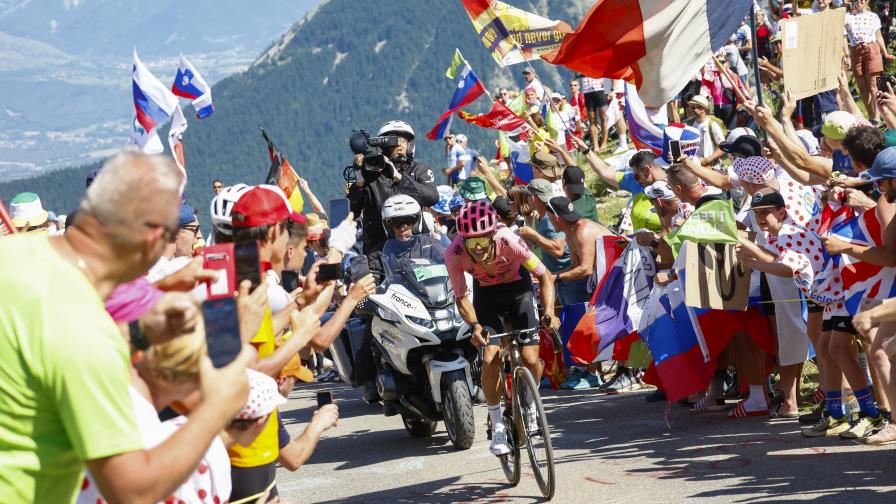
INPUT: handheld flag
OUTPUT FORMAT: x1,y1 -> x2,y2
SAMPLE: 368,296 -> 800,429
543,0 -> 753,107
132,49 -> 178,132
830,209 -> 896,315
663,199 -> 739,259
261,128 -> 304,213
427,63 -> 486,140
459,0 -> 570,66
624,83 -> 665,155
172,55 -> 214,118
457,100 -> 526,132
127,112 -> 164,154
445,48 -> 466,79
500,131 -> 534,184
168,105 -> 188,183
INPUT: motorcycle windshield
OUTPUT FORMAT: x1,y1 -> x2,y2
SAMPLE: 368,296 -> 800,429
381,257 -> 452,309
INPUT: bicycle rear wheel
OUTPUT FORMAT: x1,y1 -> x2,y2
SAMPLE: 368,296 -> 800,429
513,366 -> 555,499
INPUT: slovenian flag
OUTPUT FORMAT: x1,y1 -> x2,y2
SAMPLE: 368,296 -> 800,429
427,55 -> 486,140
132,49 -> 178,133
172,55 -> 214,119
543,0 -> 753,107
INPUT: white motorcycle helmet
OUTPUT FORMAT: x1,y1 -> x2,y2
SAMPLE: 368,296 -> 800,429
210,183 -> 251,235
381,194 -> 422,240
378,120 -> 416,159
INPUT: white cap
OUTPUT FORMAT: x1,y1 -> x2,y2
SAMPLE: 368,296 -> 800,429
550,92 -> 563,100
726,127 -> 756,143
455,134 -> 468,143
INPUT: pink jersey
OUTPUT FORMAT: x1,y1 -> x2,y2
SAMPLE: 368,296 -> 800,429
446,226 -> 545,297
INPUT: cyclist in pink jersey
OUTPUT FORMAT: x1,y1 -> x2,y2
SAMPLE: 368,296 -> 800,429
445,201 -> 559,456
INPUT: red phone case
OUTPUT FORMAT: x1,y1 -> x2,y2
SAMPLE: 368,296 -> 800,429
201,243 -> 236,300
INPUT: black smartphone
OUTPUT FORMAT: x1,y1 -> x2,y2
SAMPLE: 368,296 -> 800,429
317,391 -> 333,408
281,270 -> 300,293
669,140 -> 682,162
234,240 -> 262,290
328,198 -> 350,227
317,263 -> 341,282
201,297 -> 242,368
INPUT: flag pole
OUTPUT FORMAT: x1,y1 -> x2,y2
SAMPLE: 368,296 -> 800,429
513,44 -> 577,142
749,7 -> 764,108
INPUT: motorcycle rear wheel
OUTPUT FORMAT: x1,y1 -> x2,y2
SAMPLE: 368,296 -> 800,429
402,415 -> 437,438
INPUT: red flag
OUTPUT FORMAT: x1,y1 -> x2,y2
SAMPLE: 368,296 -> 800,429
457,100 -> 527,131
0,199 -> 16,237
538,328 -> 566,389
566,308 -> 597,365
542,0 -> 642,81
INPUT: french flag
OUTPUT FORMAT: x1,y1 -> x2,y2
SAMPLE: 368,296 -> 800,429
172,55 -> 214,119
132,49 -> 178,133
498,131 -> 534,184
427,64 -> 486,140
830,209 -> 896,315
624,83 -> 665,155
543,0 -> 753,107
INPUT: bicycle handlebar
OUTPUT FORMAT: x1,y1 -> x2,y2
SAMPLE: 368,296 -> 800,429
484,327 -> 564,355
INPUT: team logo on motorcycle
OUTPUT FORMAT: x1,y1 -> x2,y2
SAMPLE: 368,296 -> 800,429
390,292 -> 413,308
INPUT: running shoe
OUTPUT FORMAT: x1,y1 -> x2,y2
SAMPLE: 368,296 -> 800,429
604,372 -> 641,394
798,404 -> 824,425
865,421 -> 896,446
490,426 -> 511,456
585,373 -> 604,388
840,415 -> 885,440
560,367 -> 586,390
801,415 -> 851,438
598,367 -> 625,391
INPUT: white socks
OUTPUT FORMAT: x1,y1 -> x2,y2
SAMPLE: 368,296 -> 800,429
488,404 -> 503,430
743,385 -> 766,411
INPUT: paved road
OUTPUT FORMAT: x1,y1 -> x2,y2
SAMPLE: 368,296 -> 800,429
277,383 -> 896,503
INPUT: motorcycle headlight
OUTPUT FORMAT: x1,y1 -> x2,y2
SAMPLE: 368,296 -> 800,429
377,307 -> 399,322
407,315 -> 434,330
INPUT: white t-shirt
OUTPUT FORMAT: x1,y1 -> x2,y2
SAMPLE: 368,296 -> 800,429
692,117 -> 725,162
845,11 -> 881,47
266,269 -> 293,313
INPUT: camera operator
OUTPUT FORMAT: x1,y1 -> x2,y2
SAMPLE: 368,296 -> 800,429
347,121 -> 439,253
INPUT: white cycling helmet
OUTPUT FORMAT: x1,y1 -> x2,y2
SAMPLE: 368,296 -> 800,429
381,194 -> 423,239
378,120 -> 416,159
210,183 -> 251,235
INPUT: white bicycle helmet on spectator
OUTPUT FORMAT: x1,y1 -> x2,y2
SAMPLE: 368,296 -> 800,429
381,194 -> 422,237
378,120 -> 416,159
210,183 -> 251,235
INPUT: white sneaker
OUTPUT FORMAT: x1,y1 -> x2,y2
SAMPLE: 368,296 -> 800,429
612,144 -> 630,154
490,426 -> 511,456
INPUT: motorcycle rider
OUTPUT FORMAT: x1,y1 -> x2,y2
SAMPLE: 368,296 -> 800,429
446,201 -> 560,456
351,194 -> 447,402
347,121 -> 439,254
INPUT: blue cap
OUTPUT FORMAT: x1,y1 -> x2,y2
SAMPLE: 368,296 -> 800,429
178,203 -> 197,227
863,147 -> 896,182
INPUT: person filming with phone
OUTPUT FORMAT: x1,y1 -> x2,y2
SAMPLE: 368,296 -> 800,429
347,120 -> 439,254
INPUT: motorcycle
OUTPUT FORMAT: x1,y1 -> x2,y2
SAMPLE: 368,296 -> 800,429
353,257 -> 479,450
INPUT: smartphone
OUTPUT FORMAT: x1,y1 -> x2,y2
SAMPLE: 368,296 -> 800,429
317,391 -> 333,408
281,270 -> 300,293
201,243 -> 236,300
234,240 -> 262,290
669,140 -> 682,162
328,198 -> 350,227
317,263 -> 341,282
201,297 -> 242,368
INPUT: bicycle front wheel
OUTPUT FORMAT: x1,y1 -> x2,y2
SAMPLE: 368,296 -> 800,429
513,366 -> 556,499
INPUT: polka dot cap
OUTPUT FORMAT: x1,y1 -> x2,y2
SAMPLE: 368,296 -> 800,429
733,156 -> 775,185
235,369 -> 287,420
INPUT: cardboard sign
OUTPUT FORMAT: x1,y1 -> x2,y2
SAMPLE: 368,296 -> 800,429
683,241 -> 751,311
782,8 -> 847,100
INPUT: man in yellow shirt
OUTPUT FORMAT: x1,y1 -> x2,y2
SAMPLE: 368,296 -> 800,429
0,151 -> 250,503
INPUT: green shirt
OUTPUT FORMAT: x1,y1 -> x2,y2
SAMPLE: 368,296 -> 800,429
571,191 -> 600,224
0,234 -> 141,504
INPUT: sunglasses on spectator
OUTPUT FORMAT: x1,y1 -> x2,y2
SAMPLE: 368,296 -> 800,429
464,236 -> 491,250
180,225 -> 200,236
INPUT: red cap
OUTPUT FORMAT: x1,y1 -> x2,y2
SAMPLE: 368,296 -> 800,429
231,185 -> 304,228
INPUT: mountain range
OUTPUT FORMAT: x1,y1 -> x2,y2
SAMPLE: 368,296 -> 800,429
0,0 -> 590,227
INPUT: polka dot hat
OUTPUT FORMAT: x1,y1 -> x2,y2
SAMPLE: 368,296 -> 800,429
236,369 -> 288,420
733,156 -> 775,185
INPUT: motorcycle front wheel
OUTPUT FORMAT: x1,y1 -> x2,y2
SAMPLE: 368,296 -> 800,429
441,370 -> 475,450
